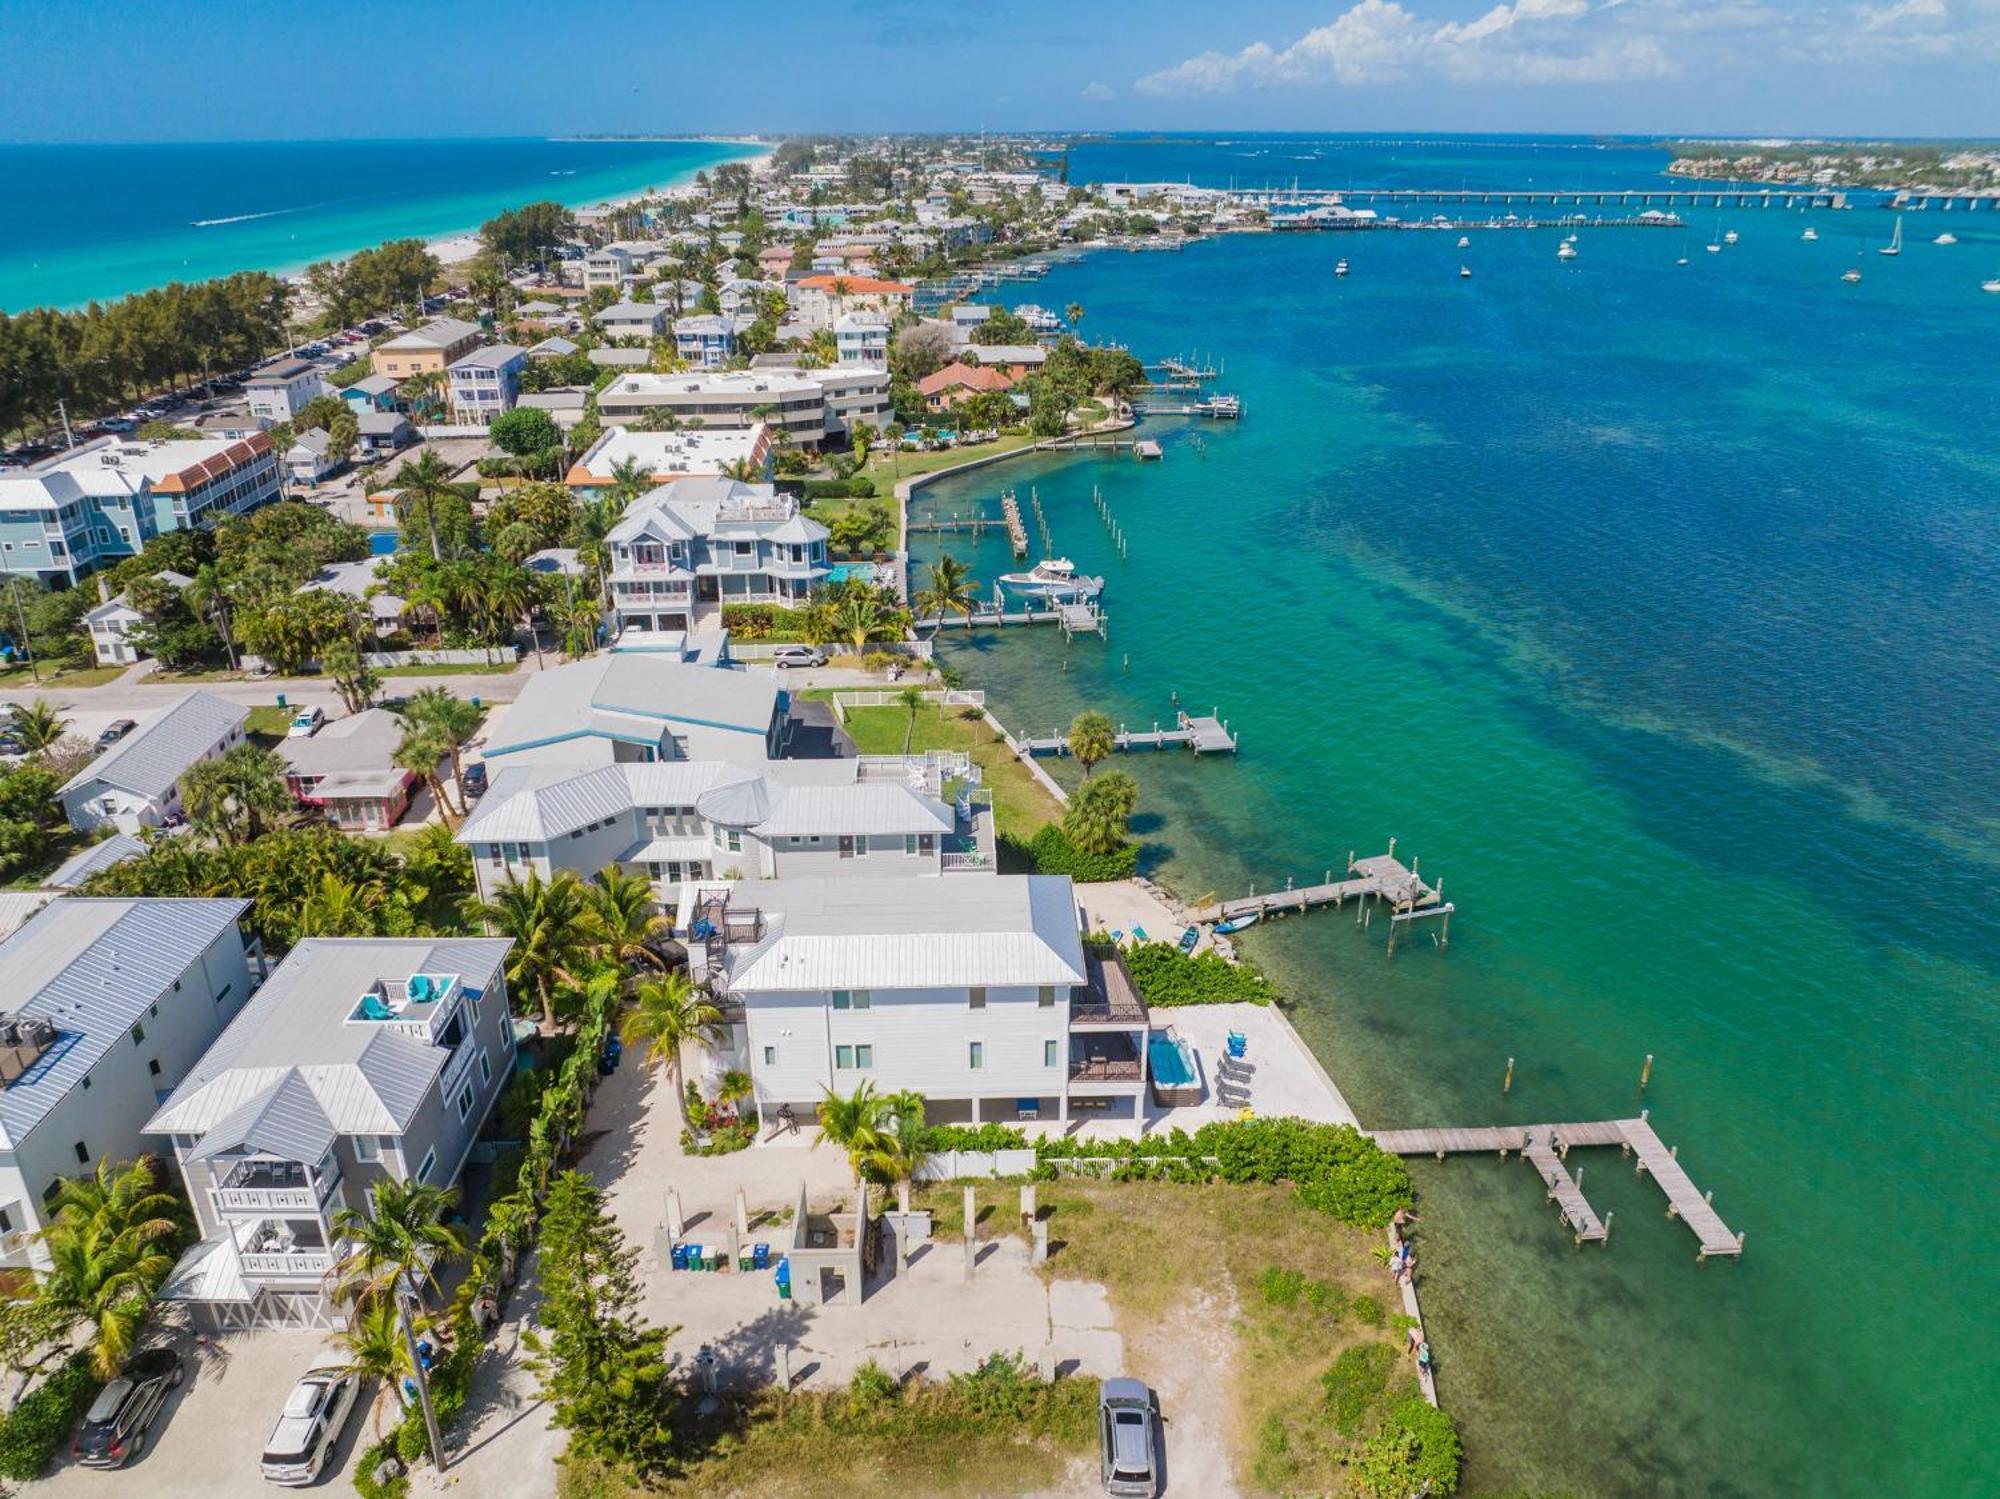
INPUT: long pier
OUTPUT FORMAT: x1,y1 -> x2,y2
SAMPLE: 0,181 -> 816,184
1016,708 -> 1237,757
1248,185 -> 1849,211
1370,1114 -> 1744,1260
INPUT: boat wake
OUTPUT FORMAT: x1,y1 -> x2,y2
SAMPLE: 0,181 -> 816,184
189,207 -> 297,228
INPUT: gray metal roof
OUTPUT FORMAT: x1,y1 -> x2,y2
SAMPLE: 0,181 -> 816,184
757,783 -> 953,839
378,317 -> 480,350
45,834 -> 147,888
450,344 -> 526,371
482,656 -> 780,760
456,760 -> 742,844
60,691 -> 248,801
720,875 -> 1084,994
0,897 -> 250,1149
186,1071 -> 336,1165
278,709 -> 403,776
146,937 -> 510,1140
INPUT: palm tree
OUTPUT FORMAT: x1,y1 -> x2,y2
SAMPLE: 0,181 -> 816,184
914,553 -> 977,622
400,687 -> 483,812
181,743 -> 290,844
621,970 -> 726,1127
1065,301 -> 1085,329
581,864 -> 670,969
560,593 -> 601,658
36,1158 -> 184,1380
829,594 -> 888,654
717,1069 -> 753,1121
8,698 -> 69,753
1066,710 -> 1115,777
399,371 -> 447,426
333,1295 -> 416,1438
467,869 -> 590,1032
393,449 -> 458,562
856,1128 -> 930,1192
897,684 -> 924,755
187,563 -> 240,671
814,1083 -> 887,1184
329,1177 -> 466,1308
1062,769 -> 1139,856
482,564 -> 542,667
608,456 -> 653,510
296,872 -> 382,938
394,724 -> 460,825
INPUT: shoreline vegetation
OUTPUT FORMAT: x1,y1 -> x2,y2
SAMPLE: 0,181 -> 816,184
1666,140 -> 2000,192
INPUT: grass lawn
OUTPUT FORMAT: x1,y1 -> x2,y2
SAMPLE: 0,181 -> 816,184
0,661 -> 126,689
864,430 -> 1039,487
916,1177 -> 1421,1496
836,700 -> 1061,844
146,664 -> 246,683
243,705 -> 294,744
377,659 -> 516,678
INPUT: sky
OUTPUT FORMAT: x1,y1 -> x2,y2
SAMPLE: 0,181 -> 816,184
0,0 -> 1993,141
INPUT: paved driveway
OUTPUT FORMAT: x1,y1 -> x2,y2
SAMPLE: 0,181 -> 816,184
26,1315 -> 370,1499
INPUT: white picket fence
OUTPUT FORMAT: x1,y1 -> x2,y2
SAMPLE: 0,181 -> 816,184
913,1148 -> 1038,1182
239,645 -> 518,672
831,687 -> 985,723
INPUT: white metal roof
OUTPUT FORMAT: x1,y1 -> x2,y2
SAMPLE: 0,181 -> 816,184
481,656 -> 780,760
59,691 -> 248,801
44,834 -> 146,888
721,875 -> 1083,993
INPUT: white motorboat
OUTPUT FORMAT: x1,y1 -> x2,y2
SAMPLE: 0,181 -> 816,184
1334,258 -> 1350,278
1557,241 -> 1578,261
1983,278 -> 2000,294
1724,229 -> 1739,245
1879,217 -> 1902,257
1802,227 -> 1819,242
1842,267 -> 1863,284
1934,232 -> 1957,245
1457,236 -> 1471,248
997,558 -> 1103,601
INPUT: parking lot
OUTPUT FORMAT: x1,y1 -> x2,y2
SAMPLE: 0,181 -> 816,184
25,1312 -> 370,1498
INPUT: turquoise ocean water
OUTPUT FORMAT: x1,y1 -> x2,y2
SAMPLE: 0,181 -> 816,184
0,137 -> 761,313
914,137 -> 2000,1496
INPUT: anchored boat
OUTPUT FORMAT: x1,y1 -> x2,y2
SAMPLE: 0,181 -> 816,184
996,557 -> 1103,601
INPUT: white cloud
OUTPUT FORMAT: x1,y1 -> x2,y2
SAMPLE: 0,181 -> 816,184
1860,0 -> 1945,26
1134,0 -> 1679,92
1080,80 -> 1117,100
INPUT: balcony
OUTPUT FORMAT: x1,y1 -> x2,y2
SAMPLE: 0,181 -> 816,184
440,1036 -> 478,1103
235,1218 -> 334,1282
347,971 -> 463,1044
1071,951 -> 1149,1029
211,1159 -> 340,1216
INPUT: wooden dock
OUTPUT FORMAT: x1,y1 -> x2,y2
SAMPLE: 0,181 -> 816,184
1017,708 -> 1238,757
1000,490 -> 1028,556
1369,1114 -> 1744,1260
1194,841 -> 1449,949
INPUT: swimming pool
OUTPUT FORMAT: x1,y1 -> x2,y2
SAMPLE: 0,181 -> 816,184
1148,1033 -> 1196,1087
826,562 -> 878,586
368,530 -> 400,556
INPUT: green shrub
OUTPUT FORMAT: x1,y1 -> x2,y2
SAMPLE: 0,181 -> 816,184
352,1436 -> 411,1499
1391,1396 -> 1462,1494
1321,1342 -> 1397,1437
0,1354 -> 100,1480
721,603 -> 817,641
1005,824 -> 1137,882
1257,1265 -> 1307,1306
1349,1293 -> 1385,1327
912,1122 -> 1031,1153
1121,941 -> 1276,1006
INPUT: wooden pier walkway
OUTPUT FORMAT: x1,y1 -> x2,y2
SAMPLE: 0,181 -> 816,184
1369,1114 -> 1744,1260
1194,842 -> 1449,940
1017,709 -> 1238,757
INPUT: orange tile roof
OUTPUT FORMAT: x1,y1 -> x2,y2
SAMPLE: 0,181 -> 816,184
917,362 -> 1016,397
796,274 -> 914,295
150,432 -> 273,494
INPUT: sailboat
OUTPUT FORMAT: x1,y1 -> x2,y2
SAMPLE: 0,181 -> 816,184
1879,217 -> 1903,257
1459,265 -> 1472,279
1802,226 -> 1819,242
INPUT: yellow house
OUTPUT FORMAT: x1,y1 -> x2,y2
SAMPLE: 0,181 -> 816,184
371,317 -> 483,381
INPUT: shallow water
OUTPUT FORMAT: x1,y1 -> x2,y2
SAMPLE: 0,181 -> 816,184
913,140 -> 2000,1495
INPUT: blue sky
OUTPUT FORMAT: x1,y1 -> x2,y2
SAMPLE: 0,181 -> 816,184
0,0 -> 1992,140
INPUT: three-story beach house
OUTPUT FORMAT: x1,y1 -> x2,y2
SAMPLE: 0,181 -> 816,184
147,937 -> 515,1330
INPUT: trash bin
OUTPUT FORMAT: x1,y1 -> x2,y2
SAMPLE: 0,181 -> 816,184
753,1242 -> 771,1271
275,693 -> 287,709
774,1255 -> 792,1300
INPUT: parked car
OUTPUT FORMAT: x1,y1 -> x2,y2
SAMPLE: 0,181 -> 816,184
70,1347 -> 183,1468
1099,1378 -> 1159,1497
768,645 -> 827,670
461,761 -> 489,797
286,707 -> 325,738
259,1367 -> 359,1486
96,718 -> 138,748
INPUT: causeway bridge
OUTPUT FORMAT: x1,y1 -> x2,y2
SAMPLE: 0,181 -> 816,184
1252,186 -> 1850,212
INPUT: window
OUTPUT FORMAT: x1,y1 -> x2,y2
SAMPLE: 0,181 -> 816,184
355,1136 -> 381,1163
763,1046 -> 777,1066
1045,1040 -> 1059,1068
1038,986 -> 1057,1008
415,1148 -> 436,1184
0,1208 -> 11,1235
216,983 -> 232,1004
905,834 -> 918,856
968,1042 -> 984,1071
968,987 -> 986,1010
456,1082 -> 475,1121
854,1043 -> 873,1068
835,1044 -> 855,1069
130,1022 -> 145,1045
832,989 -> 870,1011
478,1050 -> 492,1085
74,1142 -> 89,1164
148,1058 -> 161,1076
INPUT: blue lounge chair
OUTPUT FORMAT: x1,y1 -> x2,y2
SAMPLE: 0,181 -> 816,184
1132,925 -> 1150,943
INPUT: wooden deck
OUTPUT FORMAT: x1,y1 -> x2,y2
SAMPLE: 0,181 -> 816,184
1370,1114 -> 1744,1260
1193,843 -> 1445,929
1017,709 -> 1238,757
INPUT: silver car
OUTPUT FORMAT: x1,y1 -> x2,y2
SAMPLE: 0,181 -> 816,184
260,1366 -> 359,1486
769,645 -> 827,669
1099,1377 -> 1158,1497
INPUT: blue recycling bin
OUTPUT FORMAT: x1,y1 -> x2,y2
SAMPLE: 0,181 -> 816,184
752,1242 -> 771,1270
774,1255 -> 792,1299
670,1243 -> 689,1271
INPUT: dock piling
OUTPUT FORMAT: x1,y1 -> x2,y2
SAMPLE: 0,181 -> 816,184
1640,1053 -> 1654,1092
1503,1056 -> 1514,1094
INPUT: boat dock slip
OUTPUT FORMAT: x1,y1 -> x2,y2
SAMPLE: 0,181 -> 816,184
1369,1115 -> 1744,1260
1194,841 -> 1449,941
1016,708 -> 1238,757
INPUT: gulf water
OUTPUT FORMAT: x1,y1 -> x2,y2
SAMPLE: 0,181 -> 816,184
915,137 -> 2000,1495
0,136 -> 759,313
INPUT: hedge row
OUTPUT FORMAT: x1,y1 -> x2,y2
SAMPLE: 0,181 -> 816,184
1118,941 -> 1276,1007
1002,826 -> 1137,883
802,476 -> 876,499
0,1354 -> 99,1480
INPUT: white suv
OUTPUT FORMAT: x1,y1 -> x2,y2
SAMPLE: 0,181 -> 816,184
769,645 -> 827,669
260,1367 -> 359,1486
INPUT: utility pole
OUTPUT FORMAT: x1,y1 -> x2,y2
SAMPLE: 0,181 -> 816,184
7,577 -> 39,683
397,1292 -> 446,1474
57,401 -> 75,451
